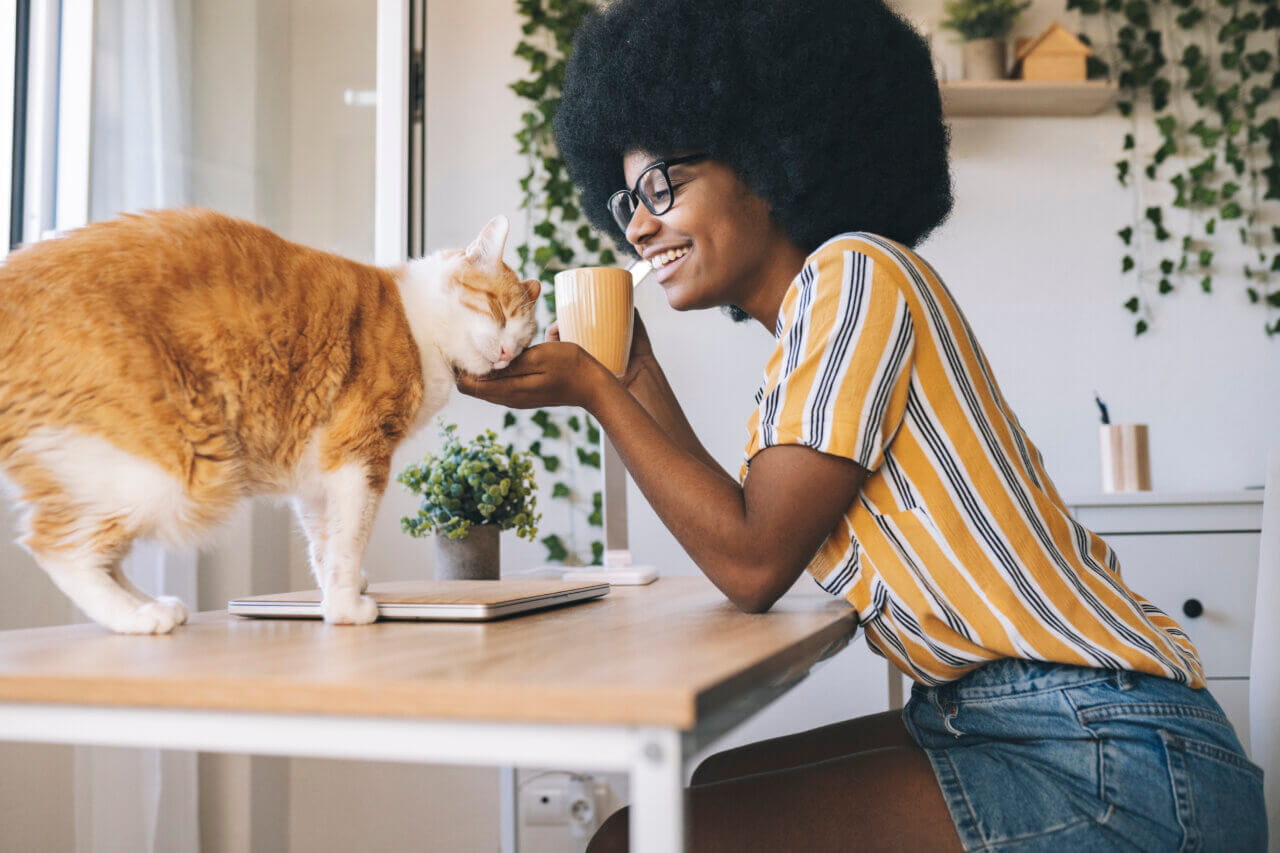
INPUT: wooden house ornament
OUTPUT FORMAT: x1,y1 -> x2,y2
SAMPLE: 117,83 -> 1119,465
1012,21 -> 1092,82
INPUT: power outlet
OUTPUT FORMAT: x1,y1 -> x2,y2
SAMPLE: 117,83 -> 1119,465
523,784 -> 569,826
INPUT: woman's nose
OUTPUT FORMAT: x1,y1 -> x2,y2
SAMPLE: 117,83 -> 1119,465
624,203 -> 660,246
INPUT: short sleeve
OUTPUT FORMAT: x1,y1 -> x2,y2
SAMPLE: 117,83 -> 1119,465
747,241 -> 915,475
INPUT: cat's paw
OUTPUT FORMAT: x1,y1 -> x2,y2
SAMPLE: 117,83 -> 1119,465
154,595 -> 189,625
108,598 -> 189,634
322,592 -> 379,625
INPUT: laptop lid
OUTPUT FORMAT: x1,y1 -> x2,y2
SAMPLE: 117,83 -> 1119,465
228,579 -> 610,622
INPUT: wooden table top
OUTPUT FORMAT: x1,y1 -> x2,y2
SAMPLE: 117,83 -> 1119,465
0,577 -> 856,729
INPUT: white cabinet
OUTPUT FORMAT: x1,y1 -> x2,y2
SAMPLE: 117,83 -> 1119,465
1067,492 -> 1264,752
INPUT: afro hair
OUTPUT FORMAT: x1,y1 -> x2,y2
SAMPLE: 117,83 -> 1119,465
554,0 -> 955,257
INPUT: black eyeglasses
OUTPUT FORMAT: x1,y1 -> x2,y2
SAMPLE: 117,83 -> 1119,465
607,154 -> 706,232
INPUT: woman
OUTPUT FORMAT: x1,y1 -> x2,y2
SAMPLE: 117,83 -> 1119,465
457,0 -> 1267,849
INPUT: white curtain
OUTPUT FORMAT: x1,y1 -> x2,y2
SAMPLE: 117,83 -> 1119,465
77,2 -> 199,852
89,0 -> 192,219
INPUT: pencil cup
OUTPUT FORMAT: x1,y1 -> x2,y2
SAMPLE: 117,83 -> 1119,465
1099,424 -> 1151,493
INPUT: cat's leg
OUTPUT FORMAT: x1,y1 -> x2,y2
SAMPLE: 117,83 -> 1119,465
8,429 -> 196,631
107,559 -> 190,627
26,520 -> 187,634
291,491 -> 331,590
313,461 -> 385,625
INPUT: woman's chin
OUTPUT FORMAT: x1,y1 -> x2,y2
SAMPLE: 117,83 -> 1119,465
660,280 -> 703,312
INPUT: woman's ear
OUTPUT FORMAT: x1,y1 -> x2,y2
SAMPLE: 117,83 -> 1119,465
464,215 -> 510,267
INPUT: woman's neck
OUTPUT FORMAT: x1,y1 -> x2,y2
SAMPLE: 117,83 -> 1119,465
737,240 -> 809,333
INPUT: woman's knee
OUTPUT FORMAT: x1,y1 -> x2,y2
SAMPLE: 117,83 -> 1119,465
585,805 -> 629,853
690,752 -> 730,786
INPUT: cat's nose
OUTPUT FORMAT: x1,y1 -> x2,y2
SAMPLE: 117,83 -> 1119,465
499,346 -> 513,362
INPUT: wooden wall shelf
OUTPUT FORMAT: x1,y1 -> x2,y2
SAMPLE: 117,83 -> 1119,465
939,80 -> 1119,117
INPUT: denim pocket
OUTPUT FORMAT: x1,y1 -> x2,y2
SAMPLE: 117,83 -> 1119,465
1161,730 -> 1266,852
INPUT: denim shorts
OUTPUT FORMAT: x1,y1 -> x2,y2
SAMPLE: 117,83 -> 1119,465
902,657 -> 1267,851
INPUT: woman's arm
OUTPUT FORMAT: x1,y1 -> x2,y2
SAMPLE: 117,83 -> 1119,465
584,370 -> 866,610
552,314 -> 731,484
618,353 -> 735,486
457,343 -> 866,611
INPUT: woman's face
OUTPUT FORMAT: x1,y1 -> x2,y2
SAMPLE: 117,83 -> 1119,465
620,150 -> 791,313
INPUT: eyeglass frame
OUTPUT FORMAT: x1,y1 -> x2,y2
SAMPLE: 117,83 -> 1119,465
607,153 -> 707,232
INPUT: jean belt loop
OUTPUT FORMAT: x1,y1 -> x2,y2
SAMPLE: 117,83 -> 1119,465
1116,668 -> 1134,691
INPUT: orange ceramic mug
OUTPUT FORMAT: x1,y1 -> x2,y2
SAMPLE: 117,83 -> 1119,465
553,267 -> 634,377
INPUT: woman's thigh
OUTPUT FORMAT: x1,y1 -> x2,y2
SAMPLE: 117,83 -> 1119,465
691,709 -> 915,785
589,744 -> 963,853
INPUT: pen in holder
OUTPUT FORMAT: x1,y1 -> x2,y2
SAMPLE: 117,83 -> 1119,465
1099,424 -> 1151,493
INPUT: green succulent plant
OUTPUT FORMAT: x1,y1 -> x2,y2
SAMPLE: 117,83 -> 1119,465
398,423 -> 541,542
939,0 -> 1033,40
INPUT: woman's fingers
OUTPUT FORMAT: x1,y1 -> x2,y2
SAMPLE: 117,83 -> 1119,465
546,321 -> 560,342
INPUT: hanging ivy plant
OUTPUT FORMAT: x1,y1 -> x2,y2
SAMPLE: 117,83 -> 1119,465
1068,0 -> 1280,336
504,0 -> 615,565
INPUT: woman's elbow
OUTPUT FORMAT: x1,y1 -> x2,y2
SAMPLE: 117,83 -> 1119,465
725,568 -> 793,613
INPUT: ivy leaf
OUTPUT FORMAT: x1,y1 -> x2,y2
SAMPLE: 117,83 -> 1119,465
1160,259 -> 1174,275
1247,287 -> 1260,303
591,541 -> 604,565
552,482 -> 571,498
1266,292 -> 1280,308
1122,255 -> 1135,273
503,411 -> 517,429
1124,296 -> 1141,313
1135,319 -> 1149,336
1199,249 -> 1214,267
542,455 -> 560,472
1201,276 -> 1213,292
586,421 -> 601,444
1221,202 -> 1244,219
567,415 -> 582,431
541,534 -> 569,562
576,448 -> 601,469
1158,278 -> 1174,294
1117,226 -> 1133,245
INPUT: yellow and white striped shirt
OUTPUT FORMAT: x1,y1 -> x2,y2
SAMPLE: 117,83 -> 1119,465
740,233 -> 1204,687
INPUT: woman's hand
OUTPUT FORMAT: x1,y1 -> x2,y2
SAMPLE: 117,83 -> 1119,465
455,341 -> 610,411
546,309 -> 654,388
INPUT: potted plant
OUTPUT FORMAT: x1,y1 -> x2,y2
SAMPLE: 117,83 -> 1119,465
398,423 -> 541,580
938,0 -> 1032,81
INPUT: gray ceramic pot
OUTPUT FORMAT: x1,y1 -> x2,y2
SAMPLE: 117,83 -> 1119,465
962,37 -> 1007,81
434,523 -> 500,580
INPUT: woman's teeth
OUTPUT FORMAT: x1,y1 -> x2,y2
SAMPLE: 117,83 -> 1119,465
651,246 -> 691,269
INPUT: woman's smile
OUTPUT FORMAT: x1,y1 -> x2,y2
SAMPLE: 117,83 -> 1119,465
651,244 -> 692,283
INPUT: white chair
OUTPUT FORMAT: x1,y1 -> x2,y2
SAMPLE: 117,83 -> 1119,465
1250,448 -> 1280,850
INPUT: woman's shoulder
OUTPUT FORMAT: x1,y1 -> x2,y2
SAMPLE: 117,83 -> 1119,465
803,231 -> 932,294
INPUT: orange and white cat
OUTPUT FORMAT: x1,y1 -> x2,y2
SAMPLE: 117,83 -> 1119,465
0,207 -> 538,633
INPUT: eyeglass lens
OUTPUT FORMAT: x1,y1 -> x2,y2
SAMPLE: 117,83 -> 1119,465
609,163 -> 674,232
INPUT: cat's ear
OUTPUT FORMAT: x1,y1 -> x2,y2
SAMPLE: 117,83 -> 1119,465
522,278 -> 541,301
464,215 -> 510,268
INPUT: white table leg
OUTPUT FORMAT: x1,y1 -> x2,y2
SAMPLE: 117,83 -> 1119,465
630,729 -> 685,853
499,766 -> 518,853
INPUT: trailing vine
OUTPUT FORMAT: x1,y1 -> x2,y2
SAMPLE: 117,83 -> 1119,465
1068,0 -> 1280,336
504,0 -> 615,565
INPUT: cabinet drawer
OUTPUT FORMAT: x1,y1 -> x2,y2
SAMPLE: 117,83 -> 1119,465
1107,532 -> 1259,678
1073,502 -> 1262,534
